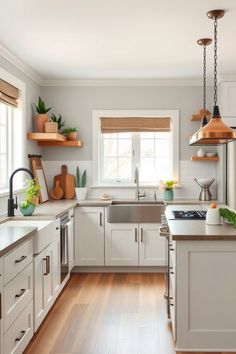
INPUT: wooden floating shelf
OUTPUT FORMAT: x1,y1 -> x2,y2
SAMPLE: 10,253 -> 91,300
27,132 -> 83,147
38,140 -> 83,147
27,132 -> 66,142
191,109 -> 211,121
191,156 -> 219,161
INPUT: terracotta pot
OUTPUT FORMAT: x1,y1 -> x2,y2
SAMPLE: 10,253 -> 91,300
45,121 -> 58,133
67,131 -> 77,141
34,114 -> 49,132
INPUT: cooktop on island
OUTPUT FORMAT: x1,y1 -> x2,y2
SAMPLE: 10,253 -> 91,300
172,210 -> 207,220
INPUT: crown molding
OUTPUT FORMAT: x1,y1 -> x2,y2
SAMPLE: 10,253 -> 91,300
41,78 -> 206,87
0,42 -> 42,85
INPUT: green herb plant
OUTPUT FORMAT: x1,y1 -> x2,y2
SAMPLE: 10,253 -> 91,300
219,208 -> 236,226
34,96 -> 51,114
76,167 -> 87,188
62,127 -> 77,135
51,113 -> 66,131
159,180 -> 178,191
20,179 -> 41,208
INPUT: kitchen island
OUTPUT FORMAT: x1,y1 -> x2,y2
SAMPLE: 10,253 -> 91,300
165,204 -> 236,352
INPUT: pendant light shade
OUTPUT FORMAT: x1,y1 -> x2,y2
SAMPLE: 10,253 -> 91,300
189,9 -> 236,146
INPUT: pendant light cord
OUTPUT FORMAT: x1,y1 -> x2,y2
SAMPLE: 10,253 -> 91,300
214,17 -> 218,106
203,44 -> 206,110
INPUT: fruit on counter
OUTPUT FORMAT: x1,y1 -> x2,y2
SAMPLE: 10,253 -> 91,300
210,202 -> 218,208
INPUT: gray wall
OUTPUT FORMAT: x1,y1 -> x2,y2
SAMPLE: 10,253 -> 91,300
0,56 -> 41,163
41,85 -> 214,161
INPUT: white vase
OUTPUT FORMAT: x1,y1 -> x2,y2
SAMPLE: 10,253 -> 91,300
75,187 -> 88,200
197,148 -> 206,157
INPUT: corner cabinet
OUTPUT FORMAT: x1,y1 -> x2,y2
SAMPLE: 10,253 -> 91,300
105,222 -> 166,266
75,207 -> 105,266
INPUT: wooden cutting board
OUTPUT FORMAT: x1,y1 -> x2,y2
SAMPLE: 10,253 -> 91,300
54,165 -> 75,199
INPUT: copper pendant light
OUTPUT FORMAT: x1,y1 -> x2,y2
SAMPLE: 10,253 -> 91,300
189,38 -> 213,145
189,9 -> 236,146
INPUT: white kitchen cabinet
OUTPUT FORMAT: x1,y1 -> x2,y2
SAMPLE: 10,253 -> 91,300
170,239 -> 236,351
105,223 -> 138,266
105,222 -> 167,266
220,81 -> 236,117
52,219 -> 60,297
75,207 -> 105,266
34,242 -> 54,331
139,223 -> 166,266
68,208 -> 75,272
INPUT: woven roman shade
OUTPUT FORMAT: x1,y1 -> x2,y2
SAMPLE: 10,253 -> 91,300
100,117 -> 171,133
0,79 -> 19,108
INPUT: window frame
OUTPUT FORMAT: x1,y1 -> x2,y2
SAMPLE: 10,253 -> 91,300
0,67 -> 25,194
92,110 -> 179,186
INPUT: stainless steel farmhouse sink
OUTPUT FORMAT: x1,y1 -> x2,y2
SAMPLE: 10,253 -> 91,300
107,200 -> 165,223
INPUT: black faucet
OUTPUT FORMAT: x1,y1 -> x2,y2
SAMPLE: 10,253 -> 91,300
8,168 -> 34,217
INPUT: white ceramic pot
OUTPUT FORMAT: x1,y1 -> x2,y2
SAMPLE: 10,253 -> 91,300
206,208 -> 221,225
75,187 -> 88,200
197,148 -> 206,157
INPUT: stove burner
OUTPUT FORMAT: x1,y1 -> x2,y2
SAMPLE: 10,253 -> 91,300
173,210 -> 207,220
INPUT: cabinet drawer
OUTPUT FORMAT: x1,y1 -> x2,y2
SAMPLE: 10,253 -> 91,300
4,239 -> 33,285
4,300 -> 33,354
4,263 -> 33,332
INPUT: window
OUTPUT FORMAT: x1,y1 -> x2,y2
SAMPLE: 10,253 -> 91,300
0,102 -> 23,190
93,110 -> 179,186
101,132 -> 171,183
0,70 -> 25,192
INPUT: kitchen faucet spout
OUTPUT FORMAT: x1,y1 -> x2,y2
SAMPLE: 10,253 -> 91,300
8,167 -> 34,217
134,166 -> 146,200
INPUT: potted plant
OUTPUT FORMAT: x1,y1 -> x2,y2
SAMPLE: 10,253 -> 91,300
75,167 -> 87,200
20,179 -> 41,216
159,180 -> 177,201
47,113 -> 66,133
34,97 -> 52,133
62,127 -> 78,141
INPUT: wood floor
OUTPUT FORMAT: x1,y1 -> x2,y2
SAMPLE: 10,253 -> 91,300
24,273 -> 231,354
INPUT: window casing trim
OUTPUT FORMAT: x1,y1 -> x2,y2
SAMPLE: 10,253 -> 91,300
92,110 -> 179,186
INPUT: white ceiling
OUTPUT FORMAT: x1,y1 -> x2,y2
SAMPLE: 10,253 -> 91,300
0,0 -> 236,80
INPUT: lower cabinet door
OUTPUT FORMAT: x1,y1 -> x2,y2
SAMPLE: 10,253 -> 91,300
139,223 -> 167,266
105,223 -> 138,266
4,300 -> 33,354
34,243 -> 54,332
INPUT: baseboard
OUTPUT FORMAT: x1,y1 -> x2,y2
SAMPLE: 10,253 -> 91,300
72,266 -> 167,273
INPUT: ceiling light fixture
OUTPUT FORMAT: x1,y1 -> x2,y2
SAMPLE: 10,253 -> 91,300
189,9 -> 236,146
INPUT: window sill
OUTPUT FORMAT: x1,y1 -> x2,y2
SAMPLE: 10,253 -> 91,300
90,184 -> 182,189
0,188 -> 25,198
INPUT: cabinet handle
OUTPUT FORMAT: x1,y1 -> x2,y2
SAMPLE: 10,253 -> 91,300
71,215 -> 74,218
15,255 -> 27,263
15,330 -> 26,342
135,228 -> 138,242
141,228 -> 144,242
170,303 -> 175,307
43,256 -> 50,275
100,212 -> 102,227
15,288 -> 26,298
0,293 -> 2,319
169,248 -> 175,251
56,227 -> 60,230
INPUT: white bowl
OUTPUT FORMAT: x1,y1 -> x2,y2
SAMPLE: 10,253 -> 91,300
206,152 -> 216,157
195,178 -> 215,187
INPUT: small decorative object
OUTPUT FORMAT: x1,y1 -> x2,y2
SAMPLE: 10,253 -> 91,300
197,148 -> 206,157
50,181 -> 64,200
45,121 -> 58,133
51,113 -> 66,132
159,180 -> 177,201
100,193 -> 111,200
62,127 -> 78,141
33,96 -> 52,133
54,165 -> 75,199
20,179 -> 41,216
75,167 -> 87,200
219,208 -> 236,226
206,152 -> 217,157
206,202 -> 221,225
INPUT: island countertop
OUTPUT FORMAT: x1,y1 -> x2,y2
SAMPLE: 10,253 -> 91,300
165,204 -> 236,240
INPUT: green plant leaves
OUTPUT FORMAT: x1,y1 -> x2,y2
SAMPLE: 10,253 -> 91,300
76,167 -> 87,187
34,96 -> 51,114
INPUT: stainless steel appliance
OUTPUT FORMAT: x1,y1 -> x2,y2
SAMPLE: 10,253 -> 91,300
172,210 -> 207,219
159,214 -> 170,318
60,212 -> 70,283
194,178 -> 215,201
